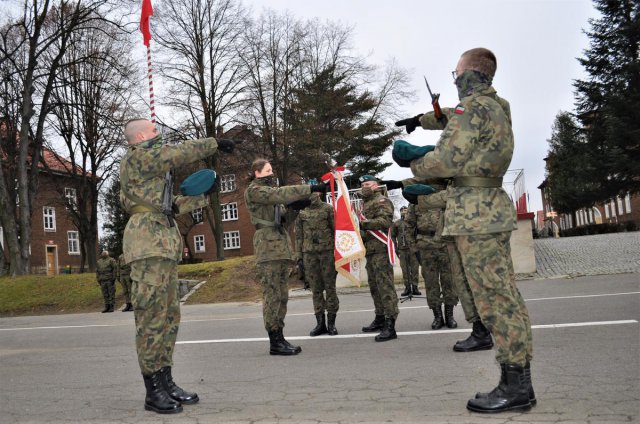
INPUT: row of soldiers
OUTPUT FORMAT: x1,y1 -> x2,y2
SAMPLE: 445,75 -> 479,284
95,250 -> 133,313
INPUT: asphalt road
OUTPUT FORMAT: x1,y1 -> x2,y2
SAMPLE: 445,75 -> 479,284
1,273 -> 638,423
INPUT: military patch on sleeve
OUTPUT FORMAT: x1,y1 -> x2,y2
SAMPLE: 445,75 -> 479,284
454,106 -> 465,114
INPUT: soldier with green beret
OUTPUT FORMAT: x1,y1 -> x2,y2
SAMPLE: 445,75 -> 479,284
394,48 -> 534,413
358,175 -> 399,342
295,186 -> 339,337
390,206 -> 420,297
120,118 -> 235,414
116,253 -> 133,312
244,159 -> 327,355
96,250 -> 117,313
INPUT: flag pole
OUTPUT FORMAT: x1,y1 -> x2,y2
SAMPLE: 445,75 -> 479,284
146,44 -> 156,123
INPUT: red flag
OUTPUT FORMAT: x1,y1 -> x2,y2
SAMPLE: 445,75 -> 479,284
140,0 -> 153,46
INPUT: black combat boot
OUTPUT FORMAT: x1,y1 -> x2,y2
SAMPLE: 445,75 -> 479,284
475,361 -> 536,406
160,366 -> 199,405
431,306 -> 444,330
374,317 -> 397,342
401,285 -> 411,296
101,304 -> 110,313
411,284 -> 421,295
268,331 -> 299,355
466,363 -> 532,413
326,313 -> 338,336
122,302 -> 133,312
142,371 -> 183,414
309,313 -> 328,337
444,304 -> 458,328
107,304 -> 114,312
278,329 -> 302,353
453,320 -> 493,352
362,315 -> 385,332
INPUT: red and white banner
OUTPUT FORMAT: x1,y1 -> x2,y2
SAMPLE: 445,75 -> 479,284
357,211 -> 396,266
321,168 -> 366,286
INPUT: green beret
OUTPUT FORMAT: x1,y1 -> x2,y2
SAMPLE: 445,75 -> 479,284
359,175 -> 378,183
403,184 -> 436,196
180,169 -> 217,196
392,140 -> 436,167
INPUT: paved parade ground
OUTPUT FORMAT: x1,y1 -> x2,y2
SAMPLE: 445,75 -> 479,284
1,234 -> 639,423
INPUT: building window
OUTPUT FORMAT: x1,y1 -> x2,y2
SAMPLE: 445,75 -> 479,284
221,202 -> 239,221
0,226 -> 3,249
67,231 -> 80,255
617,196 -> 624,214
64,187 -> 77,209
43,207 -> 56,231
610,200 -> 617,217
604,204 -> 610,219
223,231 -> 241,250
221,174 -> 236,193
624,193 -> 631,213
191,207 -> 204,224
194,235 -> 205,252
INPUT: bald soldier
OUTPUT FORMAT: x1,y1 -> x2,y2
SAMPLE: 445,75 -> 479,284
120,118 -> 234,414
394,48 -> 534,413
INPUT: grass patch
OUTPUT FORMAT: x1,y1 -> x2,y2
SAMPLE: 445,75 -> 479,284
0,256 -> 304,317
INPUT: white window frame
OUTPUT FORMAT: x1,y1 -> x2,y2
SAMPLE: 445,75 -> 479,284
617,196 -> 624,215
624,193 -> 631,214
43,207 -> 56,231
194,235 -> 205,253
0,226 -> 3,249
220,174 -> 236,193
223,231 -> 241,250
221,202 -> 239,221
191,207 -> 204,224
610,200 -> 617,217
604,203 -> 610,219
64,187 -> 77,209
67,231 -> 80,255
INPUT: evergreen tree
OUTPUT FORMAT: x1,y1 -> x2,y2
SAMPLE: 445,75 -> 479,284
574,0 -> 640,199
101,178 -> 129,258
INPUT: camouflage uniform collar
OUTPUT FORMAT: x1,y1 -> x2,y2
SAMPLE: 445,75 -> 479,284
134,135 -> 163,150
456,70 -> 493,100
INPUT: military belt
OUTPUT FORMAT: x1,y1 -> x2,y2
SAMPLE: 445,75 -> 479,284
453,176 -> 503,188
130,205 -> 157,214
417,229 -> 436,236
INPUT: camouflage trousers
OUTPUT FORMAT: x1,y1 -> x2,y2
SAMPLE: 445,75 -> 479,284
397,249 -> 419,288
98,280 -> 115,306
119,275 -> 132,304
303,250 -> 339,314
130,257 -> 180,375
456,232 -> 533,366
418,247 -> 458,309
257,260 -> 291,332
365,252 -> 399,319
446,242 -> 478,323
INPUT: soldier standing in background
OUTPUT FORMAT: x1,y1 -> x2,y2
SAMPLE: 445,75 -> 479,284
404,186 -> 458,330
117,253 -> 133,312
120,118 -> 235,414
245,159 -> 327,355
96,250 -> 117,313
390,206 -> 421,297
394,47 -> 534,413
295,189 -> 339,336
358,176 -> 399,342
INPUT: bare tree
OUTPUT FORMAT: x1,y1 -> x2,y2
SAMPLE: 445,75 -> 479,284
153,0 -> 249,260
0,0 -> 123,276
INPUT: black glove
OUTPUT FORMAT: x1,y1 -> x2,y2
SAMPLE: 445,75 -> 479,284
287,199 -> 312,210
217,138 -> 235,153
380,180 -> 403,190
394,114 -> 423,134
310,181 -> 327,194
402,190 -> 418,205
205,174 -> 220,195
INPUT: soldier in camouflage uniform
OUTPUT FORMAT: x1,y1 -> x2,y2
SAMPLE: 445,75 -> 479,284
96,250 -> 117,313
120,118 -> 235,414
295,191 -> 339,336
245,159 -> 327,355
117,253 -> 133,312
394,48 -> 534,413
358,176 -> 399,342
390,206 -> 420,297
404,188 -> 458,330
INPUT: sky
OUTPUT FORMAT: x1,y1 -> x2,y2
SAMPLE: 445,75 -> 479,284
247,0 -> 600,214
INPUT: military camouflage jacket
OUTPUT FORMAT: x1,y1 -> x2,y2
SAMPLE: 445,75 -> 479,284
390,218 -> 416,250
117,254 -> 131,280
244,178 -> 311,264
295,196 -> 334,257
120,136 -> 217,263
405,202 -> 447,249
411,85 -> 517,236
96,257 -> 117,282
359,191 -> 394,254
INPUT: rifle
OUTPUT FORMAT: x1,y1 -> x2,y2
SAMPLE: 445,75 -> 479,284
423,75 -> 448,129
161,170 -> 175,227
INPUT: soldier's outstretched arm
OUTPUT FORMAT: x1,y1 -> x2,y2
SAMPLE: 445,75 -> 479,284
419,109 -> 455,130
247,184 -> 311,206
